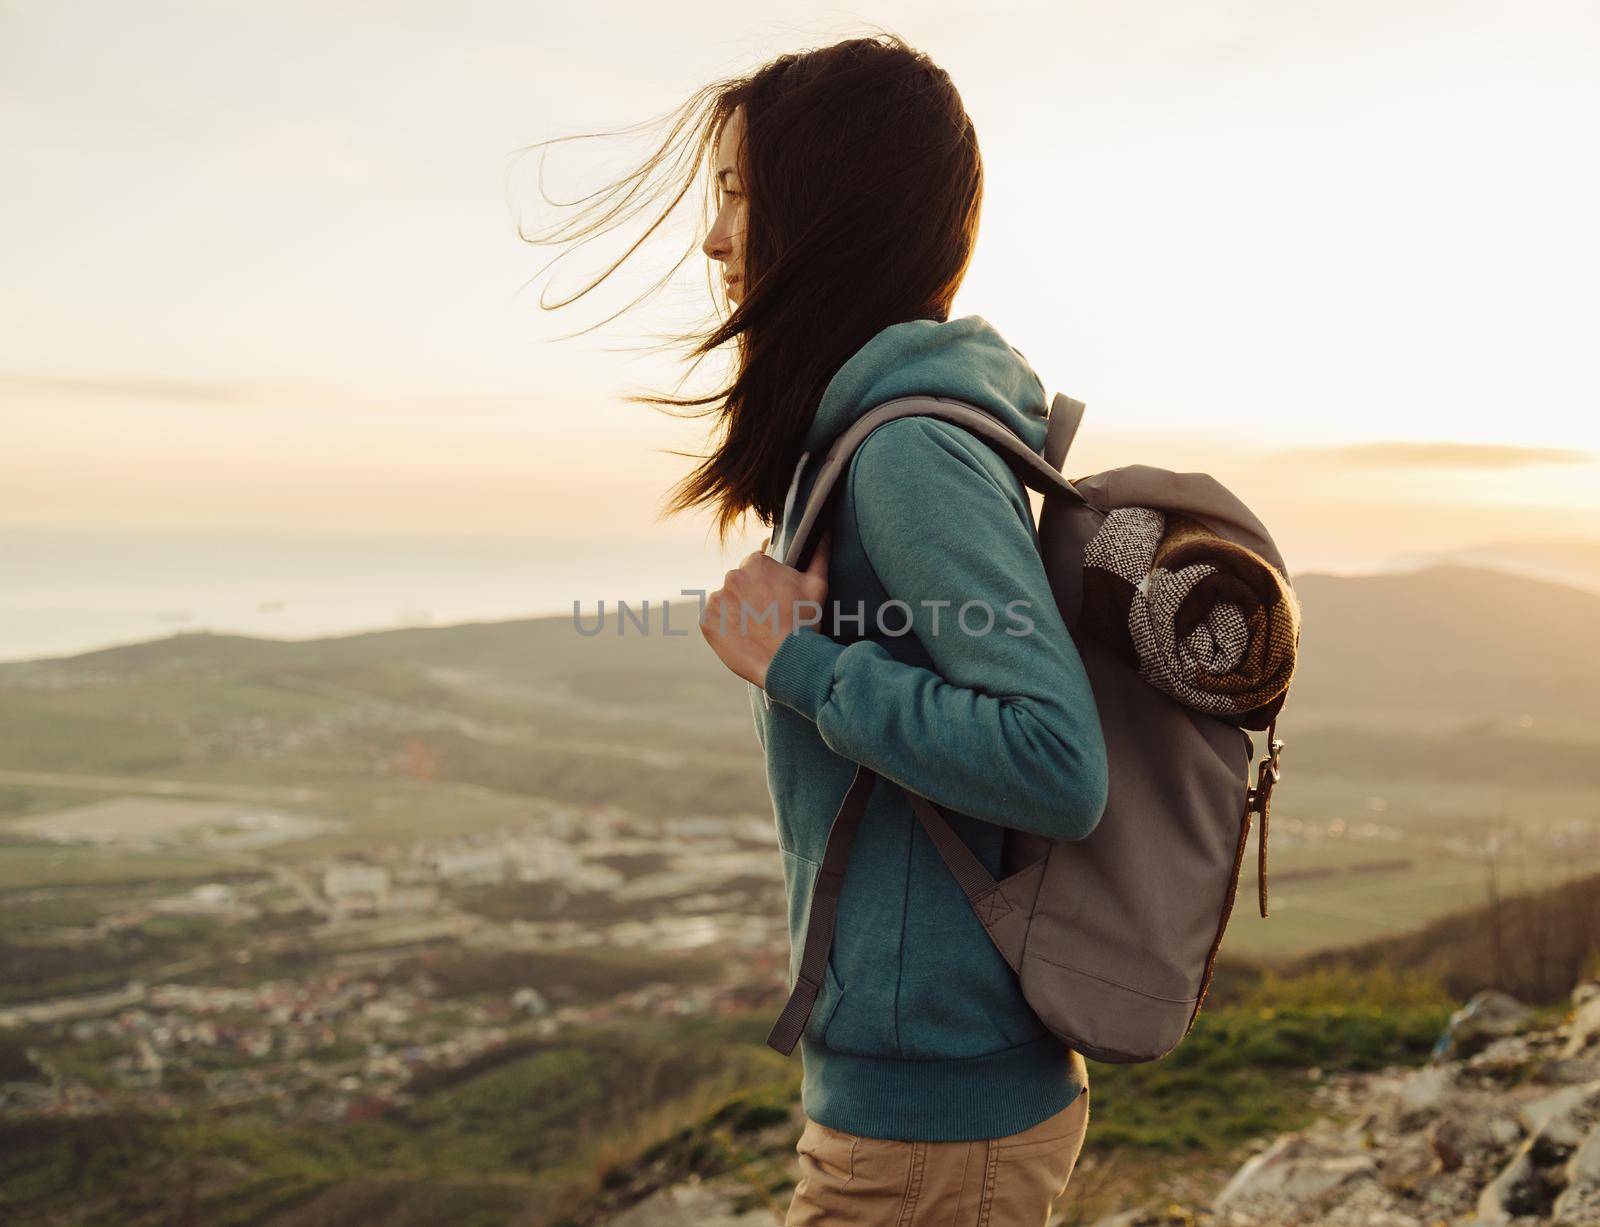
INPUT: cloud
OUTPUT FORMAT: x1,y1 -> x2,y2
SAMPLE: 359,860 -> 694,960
0,371 -> 543,419
1272,441 -> 1593,469
0,372 -> 266,406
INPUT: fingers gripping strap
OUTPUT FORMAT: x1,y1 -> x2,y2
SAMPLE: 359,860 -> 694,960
765,764 -> 879,1055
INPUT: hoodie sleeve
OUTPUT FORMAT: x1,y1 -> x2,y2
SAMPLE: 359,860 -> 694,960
761,416 -> 1109,841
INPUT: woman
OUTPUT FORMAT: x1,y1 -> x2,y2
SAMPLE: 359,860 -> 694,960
525,30 -> 1108,1226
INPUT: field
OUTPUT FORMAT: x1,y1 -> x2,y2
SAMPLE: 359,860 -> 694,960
0,969 -> 1493,1227
2,563 -> 1600,1224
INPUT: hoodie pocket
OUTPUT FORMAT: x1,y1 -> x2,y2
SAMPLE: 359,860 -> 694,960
811,959 -> 845,1046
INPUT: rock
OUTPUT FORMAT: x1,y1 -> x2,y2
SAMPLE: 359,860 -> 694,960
1569,1118 -> 1600,1183
1517,1082 -> 1594,1135
1464,1034 -> 1542,1085
1434,991 -> 1533,1062
1071,978 -> 1600,1227
1167,977 -> 1600,1227
1079,1208 -> 1216,1227
1473,1147 -> 1535,1225
1430,1106 -> 1524,1168
1562,995 -> 1600,1059
1537,1052 -> 1600,1087
1391,1104 -> 1526,1222
1084,1211 -> 1148,1227
1551,1118 -> 1600,1223
1376,1126 -> 1442,1191
1487,1115 -> 1523,1148
605,1176 -> 778,1227
1395,1064 -> 1455,1127
1211,1131 -> 1377,1214
1473,1079 -> 1600,1224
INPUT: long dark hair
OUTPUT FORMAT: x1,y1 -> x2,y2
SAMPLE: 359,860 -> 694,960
515,29 -> 983,544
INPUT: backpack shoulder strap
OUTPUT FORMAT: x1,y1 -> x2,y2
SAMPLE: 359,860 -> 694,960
1043,393 -> 1086,473
781,394 -> 1088,571
765,763 -> 878,1055
765,393 -> 1092,1055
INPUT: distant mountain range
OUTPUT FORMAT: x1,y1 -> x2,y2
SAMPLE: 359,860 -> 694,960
1283,562 -> 1600,725
1378,537 -> 1600,597
16,558 -> 1600,730
4,560 -> 1597,829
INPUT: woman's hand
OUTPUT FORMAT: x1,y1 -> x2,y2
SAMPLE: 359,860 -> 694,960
701,531 -> 832,688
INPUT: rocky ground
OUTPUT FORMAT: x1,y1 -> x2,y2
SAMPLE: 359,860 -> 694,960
1096,980 -> 1600,1227
590,981 -> 1600,1227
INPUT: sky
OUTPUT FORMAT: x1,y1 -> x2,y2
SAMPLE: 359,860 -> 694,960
3,0 -> 1599,653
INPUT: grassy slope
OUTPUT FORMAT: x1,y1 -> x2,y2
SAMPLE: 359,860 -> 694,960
6,868 -> 1600,1225
0,976 -> 1465,1227
0,1015 -> 796,1227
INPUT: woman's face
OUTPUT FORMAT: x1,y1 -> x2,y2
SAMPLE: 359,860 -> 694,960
702,106 -> 748,305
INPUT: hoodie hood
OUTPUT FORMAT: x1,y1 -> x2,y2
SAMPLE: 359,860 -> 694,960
804,314 -> 1051,459
770,314 -> 1052,553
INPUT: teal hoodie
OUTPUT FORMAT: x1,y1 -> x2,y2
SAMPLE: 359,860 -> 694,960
751,314 -> 1109,1142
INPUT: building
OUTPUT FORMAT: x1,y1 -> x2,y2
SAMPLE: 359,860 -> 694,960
323,864 -> 391,915
430,847 -> 506,885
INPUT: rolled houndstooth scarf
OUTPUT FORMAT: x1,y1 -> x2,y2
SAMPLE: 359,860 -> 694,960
1078,507 -> 1300,729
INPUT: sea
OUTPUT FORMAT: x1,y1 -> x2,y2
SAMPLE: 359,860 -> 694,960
0,525 -> 746,664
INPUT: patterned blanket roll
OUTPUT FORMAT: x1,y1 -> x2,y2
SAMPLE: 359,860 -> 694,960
1078,507 -> 1301,729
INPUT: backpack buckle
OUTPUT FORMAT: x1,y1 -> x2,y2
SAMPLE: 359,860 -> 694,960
1249,733 -> 1283,917
1246,736 -> 1284,814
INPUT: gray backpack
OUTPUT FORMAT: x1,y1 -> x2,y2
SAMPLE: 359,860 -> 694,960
766,393 -> 1295,1065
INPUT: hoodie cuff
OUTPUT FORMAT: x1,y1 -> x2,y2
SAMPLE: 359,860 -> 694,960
762,628 -> 844,722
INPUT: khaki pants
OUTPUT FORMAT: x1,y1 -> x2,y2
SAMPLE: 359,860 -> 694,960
784,1086 -> 1090,1226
